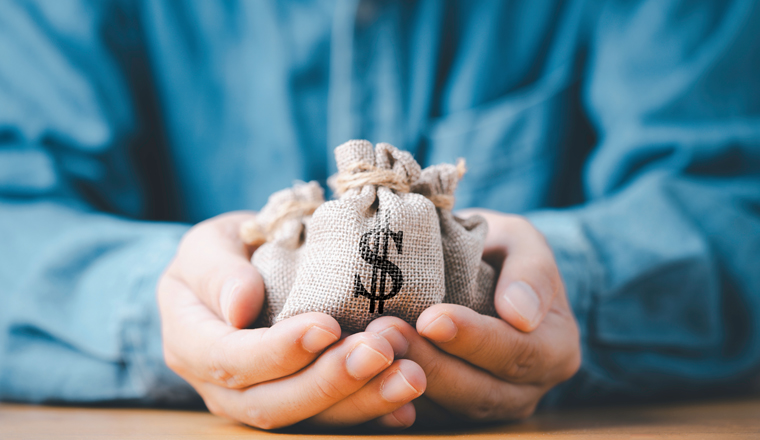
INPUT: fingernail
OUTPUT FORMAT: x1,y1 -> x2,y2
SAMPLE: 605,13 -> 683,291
379,327 -> 408,357
301,326 -> 339,353
381,371 -> 420,402
420,314 -> 457,342
346,343 -> 392,380
219,279 -> 240,325
503,281 -> 541,327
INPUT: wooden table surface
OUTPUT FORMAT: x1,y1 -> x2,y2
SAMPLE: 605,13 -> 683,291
2,398 -> 759,439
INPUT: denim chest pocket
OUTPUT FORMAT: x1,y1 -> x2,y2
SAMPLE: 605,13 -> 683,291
422,65 -> 578,213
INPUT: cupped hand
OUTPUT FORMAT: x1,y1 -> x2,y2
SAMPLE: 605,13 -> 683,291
157,212 -> 425,430
367,210 -> 580,424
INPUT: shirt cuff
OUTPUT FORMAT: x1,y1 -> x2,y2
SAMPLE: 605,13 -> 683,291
526,209 -> 605,334
526,209 -> 617,408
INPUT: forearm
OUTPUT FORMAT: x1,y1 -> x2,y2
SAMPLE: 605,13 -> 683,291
530,174 -> 760,406
0,199 -> 197,405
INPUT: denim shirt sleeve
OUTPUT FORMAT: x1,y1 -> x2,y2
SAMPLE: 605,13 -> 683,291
0,2 -> 197,404
533,0 -> 760,406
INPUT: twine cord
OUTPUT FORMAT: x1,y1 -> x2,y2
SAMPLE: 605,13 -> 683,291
332,158 -> 467,211
333,162 -> 412,195
240,199 -> 322,246
426,194 -> 455,210
243,157 -> 468,244
425,158 -> 467,210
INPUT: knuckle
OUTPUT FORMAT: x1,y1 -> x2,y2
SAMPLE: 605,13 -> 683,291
503,214 -> 529,230
561,344 -> 582,381
245,405 -> 281,430
155,273 -> 180,306
261,348 -> 291,378
513,402 -> 538,420
527,255 -> 556,282
462,384 -> 505,421
201,266 -> 223,302
163,348 -> 183,374
463,386 -> 537,422
204,398 -> 227,419
521,255 -> 561,301
208,343 -> 238,386
156,274 -> 171,294
418,355 -> 446,382
550,323 -> 582,383
345,395 -> 377,420
546,267 -> 563,299
176,228 -> 201,257
465,329 -> 498,359
312,373 -> 347,401
504,339 -> 540,379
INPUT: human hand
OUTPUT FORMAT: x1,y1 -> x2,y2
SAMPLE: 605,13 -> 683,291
367,210 -> 580,425
157,212 -> 426,430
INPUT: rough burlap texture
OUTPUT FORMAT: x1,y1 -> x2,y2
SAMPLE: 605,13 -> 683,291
277,140 -> 445,332
411,164 -> 497,317
241,181 -> 324,325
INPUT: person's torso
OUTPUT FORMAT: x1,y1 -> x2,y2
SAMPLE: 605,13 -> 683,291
127,0 -> 596,222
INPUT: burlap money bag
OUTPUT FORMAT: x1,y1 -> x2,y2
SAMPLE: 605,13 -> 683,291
277,140 -> 445,332
411,163 -> 497,317
240,181 -> 324,325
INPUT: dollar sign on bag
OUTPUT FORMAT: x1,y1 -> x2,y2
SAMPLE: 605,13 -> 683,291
354,221 -> 404,314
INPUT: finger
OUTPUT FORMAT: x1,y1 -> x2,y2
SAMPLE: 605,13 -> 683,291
205,332 -> 395,430
415,303 -> 579,384
469,210 -> 562,332
159,275 -> 340,387
407,396 -> 458,429
170,211 -> 264,328
367,402 -> 417,430
306,359 -> 425,428
367,317 -> 541,422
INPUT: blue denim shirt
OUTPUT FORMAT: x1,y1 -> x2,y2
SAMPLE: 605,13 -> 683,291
1,0 -> 759,407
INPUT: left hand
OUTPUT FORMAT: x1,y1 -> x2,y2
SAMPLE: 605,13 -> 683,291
158,212 -> 425,430
366,209 -> 581,425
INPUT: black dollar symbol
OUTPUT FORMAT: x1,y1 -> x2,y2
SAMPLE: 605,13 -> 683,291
354,221 -> 404,314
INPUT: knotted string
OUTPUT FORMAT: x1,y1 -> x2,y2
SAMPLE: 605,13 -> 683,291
423,158 -> 467,210
332,158 -> 467,210
240,199 -> 323,246
243,158 -> 467,245
332,162 -> 412,195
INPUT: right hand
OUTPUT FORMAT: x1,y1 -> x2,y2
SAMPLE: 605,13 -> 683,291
157,212 -> 426,430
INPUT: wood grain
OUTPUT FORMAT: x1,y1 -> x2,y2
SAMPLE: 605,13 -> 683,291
1,398 -> 759,439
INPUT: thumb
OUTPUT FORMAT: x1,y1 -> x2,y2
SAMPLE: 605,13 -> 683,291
171,212 -> 265,328
479,213 -> 562,332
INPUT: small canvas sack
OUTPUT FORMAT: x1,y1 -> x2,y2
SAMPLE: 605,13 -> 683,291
411,163 -> 497,317
245,141 -> 497,331
240,181 -> 324,325
277,140 -> 446,332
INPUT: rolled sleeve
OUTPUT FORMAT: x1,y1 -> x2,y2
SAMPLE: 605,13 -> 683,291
528,0 -> 760,406
0,206 -> 198,405
528,210 -> 604,337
